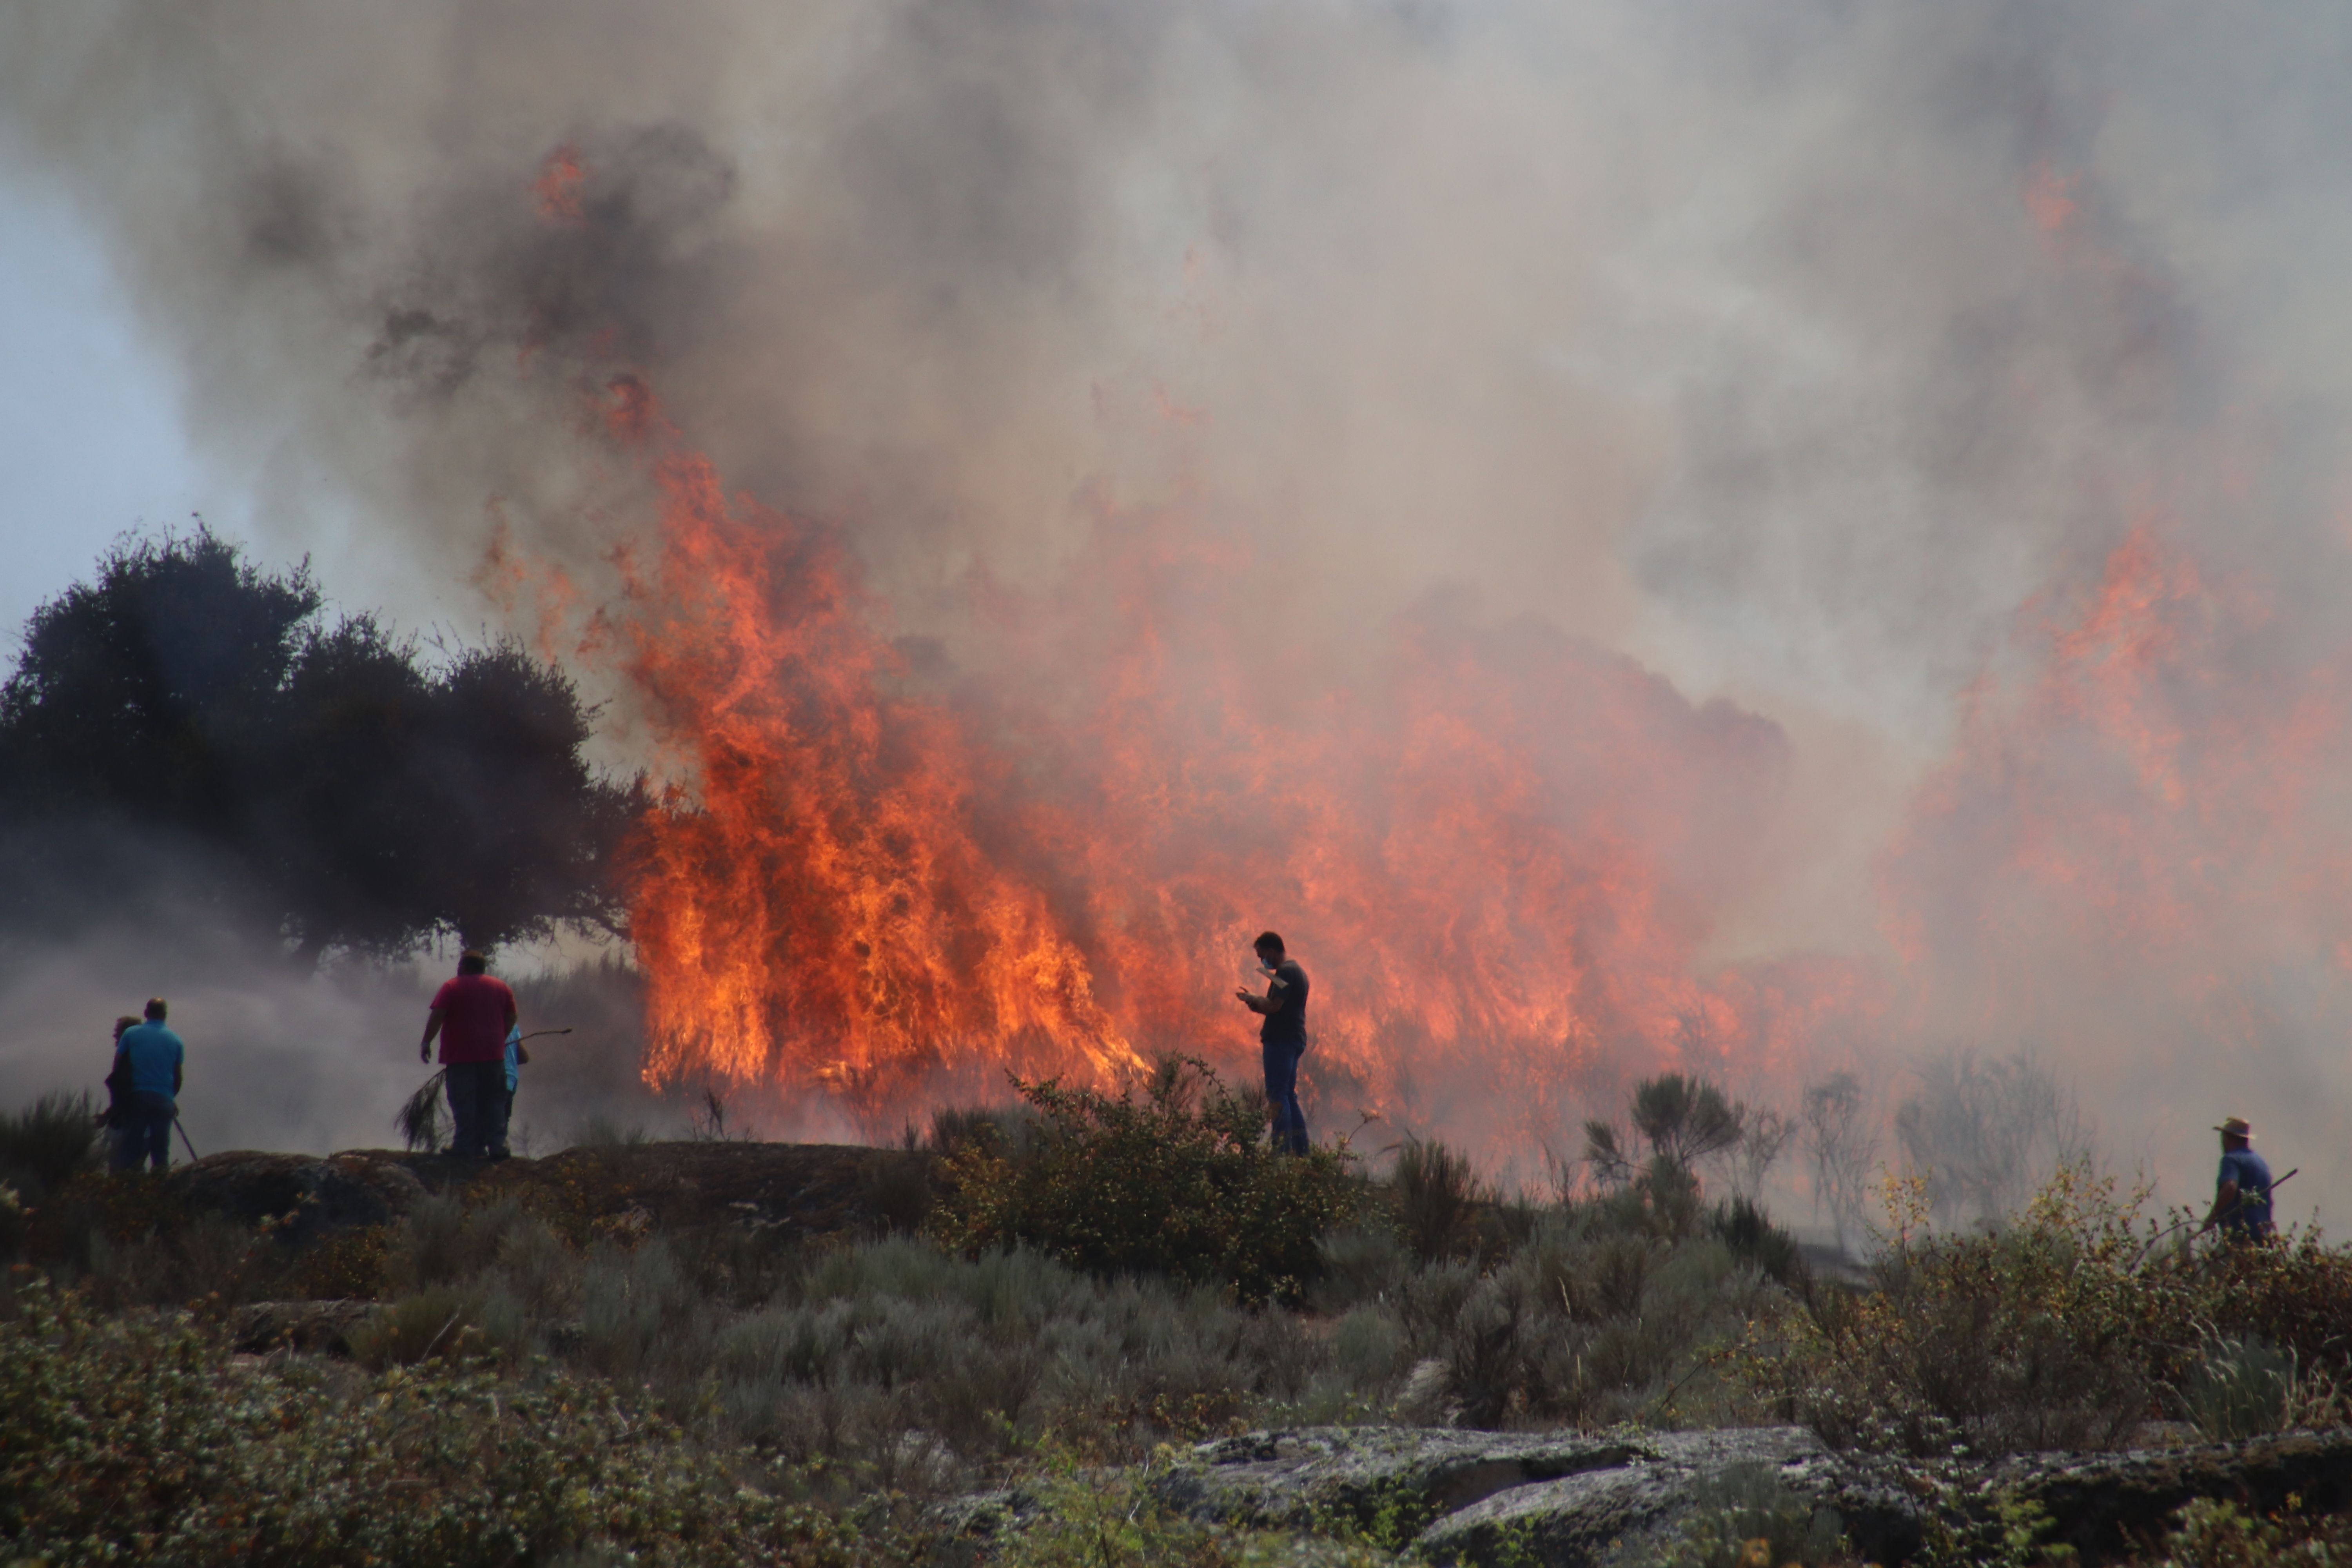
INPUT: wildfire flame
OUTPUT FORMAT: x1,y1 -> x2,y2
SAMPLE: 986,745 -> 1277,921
581,379 -> 1867,1140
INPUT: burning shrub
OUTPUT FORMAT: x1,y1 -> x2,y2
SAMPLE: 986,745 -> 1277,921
931,1056 -> 1357,1305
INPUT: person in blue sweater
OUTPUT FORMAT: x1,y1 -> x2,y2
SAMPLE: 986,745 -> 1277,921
111,998 -> 185,1173
2201,1115 -> 2275,1241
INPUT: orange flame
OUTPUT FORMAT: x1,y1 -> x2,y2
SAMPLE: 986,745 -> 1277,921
1881,522 -> 2352,1067
532,144 -> 587,226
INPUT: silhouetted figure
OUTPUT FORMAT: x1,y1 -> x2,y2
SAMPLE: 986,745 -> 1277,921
111,999 -> 183,1172
1234,930 -> 1310,1154
96,1014 -> 138,1136
419,951 -> 518,1159
2202,1115 -> 2275,1240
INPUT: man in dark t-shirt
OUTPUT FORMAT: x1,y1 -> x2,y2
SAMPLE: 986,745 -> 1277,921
419,950 -> 520,1158
1234,930 -> 1310,1154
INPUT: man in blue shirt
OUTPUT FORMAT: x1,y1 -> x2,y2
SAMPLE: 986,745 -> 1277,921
111,997 -> 185,1173
2201,1115 -> 2274,1241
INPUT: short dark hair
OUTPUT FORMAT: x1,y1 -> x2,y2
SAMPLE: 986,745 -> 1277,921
458,950 -> 489,976
144,997 -> 168,1021
1253,931 -> 1285,956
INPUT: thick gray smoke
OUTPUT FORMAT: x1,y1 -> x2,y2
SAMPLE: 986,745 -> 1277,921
8,2 -> 2352,1221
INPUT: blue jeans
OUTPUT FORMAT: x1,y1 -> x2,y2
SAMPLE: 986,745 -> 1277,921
1262,1041 -> 1308,1154
444,1061 -> 510,1157
112,1093 -> 174,1172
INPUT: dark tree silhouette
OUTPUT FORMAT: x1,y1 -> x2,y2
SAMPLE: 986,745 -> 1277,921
0,530 -> 315,838
0,529 -> 635,959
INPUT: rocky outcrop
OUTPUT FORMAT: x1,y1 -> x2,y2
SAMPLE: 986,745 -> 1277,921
159,1141 -> 930,1249
1151,1426 -> 1921,1568
169,1151 -> 430,1248
1136,1424 -> 2352,1566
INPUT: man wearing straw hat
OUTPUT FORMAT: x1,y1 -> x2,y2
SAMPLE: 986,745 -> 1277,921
2200,1116 -> 2275,1241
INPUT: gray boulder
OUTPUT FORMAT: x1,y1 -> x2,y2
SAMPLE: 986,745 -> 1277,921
1152,1426 -> 1922,1568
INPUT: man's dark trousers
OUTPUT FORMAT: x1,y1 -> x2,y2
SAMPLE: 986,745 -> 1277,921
111,1092 -> 173,1172
444,1061 -> 509,1157
1263,1042 -> 1308,1154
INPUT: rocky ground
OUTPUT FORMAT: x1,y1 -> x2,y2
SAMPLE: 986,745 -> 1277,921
953,1423 -> 2352,1567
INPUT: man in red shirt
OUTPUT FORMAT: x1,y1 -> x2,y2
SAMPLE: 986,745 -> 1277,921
419,950 -> 520,1159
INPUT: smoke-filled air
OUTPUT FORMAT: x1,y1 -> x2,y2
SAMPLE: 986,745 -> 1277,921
7,1 -> 2352,1221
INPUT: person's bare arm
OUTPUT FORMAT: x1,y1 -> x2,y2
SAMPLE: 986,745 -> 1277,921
419,1007 -> 445,1063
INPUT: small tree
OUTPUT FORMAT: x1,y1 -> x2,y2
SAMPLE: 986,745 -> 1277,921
0,530 -> 635,960
1632,1073 -> 1745,1168
1801,1071 -> 1877,1251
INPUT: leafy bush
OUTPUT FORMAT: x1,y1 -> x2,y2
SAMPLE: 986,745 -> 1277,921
0,1281 -> 875,1567
2128,1495 -> 2352,1567
1752,1166 -> 2161,1455
933,1057 -> 1358,1305
1750,1163 -> 2352,1457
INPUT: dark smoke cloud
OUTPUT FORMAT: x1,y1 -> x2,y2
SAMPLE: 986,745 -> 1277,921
9,1 -> 2352,1216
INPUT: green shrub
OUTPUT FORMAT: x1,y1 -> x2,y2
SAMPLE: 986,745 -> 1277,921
0,1281 -> 877,1567
350,1286 -> 483,1368
2131,1495 -> 2352,1567
932,1057 -> 1358,1305
1385,1202 -> 1779,1430
1711,1196 -> 1804,1287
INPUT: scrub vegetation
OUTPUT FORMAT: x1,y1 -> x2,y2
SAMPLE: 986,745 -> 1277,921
6,1062 -> 2352,1566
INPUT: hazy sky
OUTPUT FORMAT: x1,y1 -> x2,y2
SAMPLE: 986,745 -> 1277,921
0,181 -> 223,640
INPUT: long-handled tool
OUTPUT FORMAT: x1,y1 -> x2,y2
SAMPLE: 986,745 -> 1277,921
172,1114 -> 201,1164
